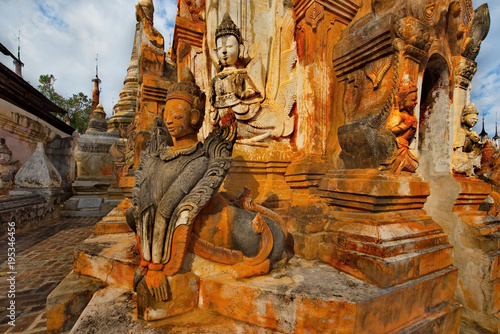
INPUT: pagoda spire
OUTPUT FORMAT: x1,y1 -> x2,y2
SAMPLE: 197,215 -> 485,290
493,112 -> 499,147
14,31 -> 23,77
479,111 -> 488,142
91,54 -> 101,112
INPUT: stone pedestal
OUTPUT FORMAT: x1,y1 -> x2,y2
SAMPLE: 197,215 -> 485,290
318,169 -> 455,288
57,230 -> 461,333
450,174 -> 500,332
63,118 -> 121,216
137,272 -> 199,321
452,174 -> 499,230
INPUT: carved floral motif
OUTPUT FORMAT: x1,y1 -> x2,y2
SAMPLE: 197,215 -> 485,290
305,2 -> 324,30
395,17 -> 434,61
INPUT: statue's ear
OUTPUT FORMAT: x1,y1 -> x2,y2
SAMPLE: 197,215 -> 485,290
191,109 -> 201,128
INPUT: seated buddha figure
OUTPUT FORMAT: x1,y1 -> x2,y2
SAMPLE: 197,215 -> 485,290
452,103 -> 482,177
127,68 -> 288,303
210,13 -> 293,142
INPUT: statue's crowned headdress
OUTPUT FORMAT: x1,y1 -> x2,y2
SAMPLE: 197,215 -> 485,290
398,80 -> 418,99
215,13 -> 242,44
461,103 -> 479,126
166,67 -> 205,114
462,103 -> 479,117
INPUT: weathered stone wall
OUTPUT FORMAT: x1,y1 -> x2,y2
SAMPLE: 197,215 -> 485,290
0,193 -> 61,238
0,99 -> 71,165
0,98 -> 77,197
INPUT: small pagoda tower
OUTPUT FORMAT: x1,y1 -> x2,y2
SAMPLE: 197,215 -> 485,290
63,65 -> 120,216
479,113 -> 488,143
91,55 -> 101,112
493,117 -> 499,148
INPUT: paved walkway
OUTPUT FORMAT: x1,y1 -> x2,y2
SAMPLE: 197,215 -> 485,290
0,216 -> 103,333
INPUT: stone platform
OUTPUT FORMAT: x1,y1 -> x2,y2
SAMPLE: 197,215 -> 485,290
55,230 -> 462,333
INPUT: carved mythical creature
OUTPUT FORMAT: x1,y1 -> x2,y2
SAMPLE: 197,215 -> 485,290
462,3 -> 490,61
452,103 -> 482,176
127,68 -> 288,302
210,13 -> 294,143
385,82 -> 419,174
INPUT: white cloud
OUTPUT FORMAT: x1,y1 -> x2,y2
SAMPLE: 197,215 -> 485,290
0,0 -> 177,118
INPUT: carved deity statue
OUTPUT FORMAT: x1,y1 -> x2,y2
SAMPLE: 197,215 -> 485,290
127,68 -> 288,303
452,103 -> 482,176
385,82 -> 419,174
210,13 -> 293,143
0,138 -> 19,196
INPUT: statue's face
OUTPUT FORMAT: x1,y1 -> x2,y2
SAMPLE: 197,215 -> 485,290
403,91 -> 418,114
464,113 -> 478,127
164,99 -> 196,139
0,153 -> 10,164
216,35 -> 239,67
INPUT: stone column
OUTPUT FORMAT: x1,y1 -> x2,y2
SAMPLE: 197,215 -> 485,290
452,56 -> 477,145
285,0 -> 359,204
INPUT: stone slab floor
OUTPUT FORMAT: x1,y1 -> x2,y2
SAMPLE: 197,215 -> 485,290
0,216 -> 103,333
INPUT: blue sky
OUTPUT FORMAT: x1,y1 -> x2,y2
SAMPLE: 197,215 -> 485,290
0,0 -> 177,118
0,0 -> 498,132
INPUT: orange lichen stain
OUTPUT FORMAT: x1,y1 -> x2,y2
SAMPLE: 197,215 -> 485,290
200,278 -> 281,330
494,283 -> 500,314
94,222 -> 132,235
296,297 -> 356,334
492,255 -> 500,281
118,198 -> 132,213
100,164 -> 113,176
46,302 -> 71,333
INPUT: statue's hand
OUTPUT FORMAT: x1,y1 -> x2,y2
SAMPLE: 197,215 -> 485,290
240,89 -> 256,99
470,132 -> 480,143
145,270 -> 169,301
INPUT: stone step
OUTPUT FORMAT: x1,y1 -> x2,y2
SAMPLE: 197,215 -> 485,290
93,200 -> 133,235
318,240 -> 454,288
73,232 -> 138,290
46,271 -> 103,334
70,285 -> 275,333
387,301 -> 462,334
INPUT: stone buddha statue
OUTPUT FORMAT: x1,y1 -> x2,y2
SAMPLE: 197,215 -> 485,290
385,82 -> 419,174
127,68 -> 288,303
452,103 -> 482,176
210,13 -> 293,143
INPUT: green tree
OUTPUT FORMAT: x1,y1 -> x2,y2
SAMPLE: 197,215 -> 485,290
37,74 -> 92,133
65,92 -> 92,133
